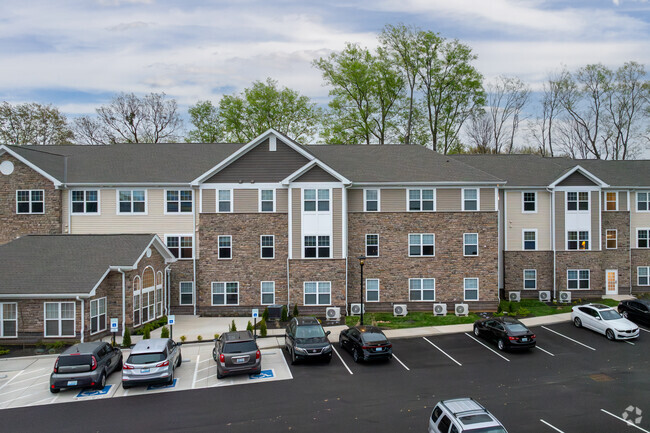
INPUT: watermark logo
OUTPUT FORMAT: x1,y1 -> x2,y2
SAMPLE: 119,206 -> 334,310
622,405 -> 642,425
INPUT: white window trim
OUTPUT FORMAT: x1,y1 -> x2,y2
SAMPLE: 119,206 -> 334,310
366,278 -> 380,302
70,189 -> 101,215
259,189 -> 276,213
567,269 -> 590,290
218,235 -> 233,260
179,281 -> 194,306
366,234 -> 379,257
261,281 -> 275,305
462,188 -> 480,212
638,266 -> 650,286
605,229 -> 617,250
302,188 -> 331,214
43,302 -> 76,338
636,191 -> 650,212
637,228 -> 650,249
565,190 -> 590,213
89,297 -> 107,335
260,235 -> 275,259
164,189 -> 194,215
408,278 -> 436,302
303,281 -> 332,306
16,189 -> 45,214
463,278 -> 479,301
604,191 -> 618,211
216,189 -> 233,213
566,230 -> 591,251
523,269 -> 537,290
406,188 -> 436,212
522,191 -> 537,214
302,235 -> 332,259
363,189 -> 381,212
408,233 -> 435,257
164,234 -> 194,260
116,189 -> 148,215
211,281 -> 240,306
0,302 -> 18,338
522,229 -> 538,251
133,275 -> 141,326
463,233 -> 479,257
141,284 -> 156,324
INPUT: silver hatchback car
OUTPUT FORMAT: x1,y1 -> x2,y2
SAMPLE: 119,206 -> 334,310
122,338 -> 182,388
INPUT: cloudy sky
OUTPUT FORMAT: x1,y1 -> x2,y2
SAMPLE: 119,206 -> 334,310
1,0 -> 649,119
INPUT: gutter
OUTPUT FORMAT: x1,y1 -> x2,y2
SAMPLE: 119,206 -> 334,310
76,296 -> 85,343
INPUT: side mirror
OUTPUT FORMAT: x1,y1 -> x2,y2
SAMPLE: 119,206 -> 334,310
325,330 -> 331,336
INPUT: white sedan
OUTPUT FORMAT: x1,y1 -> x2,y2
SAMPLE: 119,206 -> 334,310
571,304 -> 639,340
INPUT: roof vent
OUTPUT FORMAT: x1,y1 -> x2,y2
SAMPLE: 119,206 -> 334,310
269,136 -> 277,151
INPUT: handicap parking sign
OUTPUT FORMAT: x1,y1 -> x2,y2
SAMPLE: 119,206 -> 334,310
250,369 -> 274,379
147,378 -> 177,390
76,385 -> 112,398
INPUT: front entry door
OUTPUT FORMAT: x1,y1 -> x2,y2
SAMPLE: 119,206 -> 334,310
606,270 -> 618,295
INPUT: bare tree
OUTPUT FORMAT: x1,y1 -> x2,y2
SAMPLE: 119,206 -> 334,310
529,74 -> 563,156
556,116 -> 590,159
465,111 -> 493,153
486,76 -> 530,154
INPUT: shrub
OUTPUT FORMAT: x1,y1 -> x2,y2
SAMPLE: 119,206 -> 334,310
160,326 -> 170,338
292,304 -> 299,317
260,319 -> 267,337
230,320 -> 237,332
122,327 -> 132,348
0,346 -> 10,356
508,301 -> 517,313
246,321 -> 253,332
517,308 -> 531,317
143,326 -> 151,340
262,307 -> 269,322
214,333 -> 220,340
497,303 -> 503,314
197,335 -> 203,341
281,306 -> 288,322
180,335 -> 186,343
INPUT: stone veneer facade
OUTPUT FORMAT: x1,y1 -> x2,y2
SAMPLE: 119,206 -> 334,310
504,251 -> 554,298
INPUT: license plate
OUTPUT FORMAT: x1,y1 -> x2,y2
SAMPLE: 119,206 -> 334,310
376,347 -> 383,352
141,368 -> 150,373
521,338 -> 528,342
67,380 -> 77,386
236,358 -> 245,364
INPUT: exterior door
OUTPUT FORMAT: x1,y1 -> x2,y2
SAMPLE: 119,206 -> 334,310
606,270 -> 618,295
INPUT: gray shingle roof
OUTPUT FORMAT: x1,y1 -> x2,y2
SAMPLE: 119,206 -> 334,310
0,234 -> 158,295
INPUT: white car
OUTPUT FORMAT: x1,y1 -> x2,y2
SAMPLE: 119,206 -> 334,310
571,304 -> 639,341
428,398 -> 508,433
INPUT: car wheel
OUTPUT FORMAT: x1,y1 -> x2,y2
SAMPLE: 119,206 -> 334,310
621,310 -> 629,319
497,339 -> 505,351
606,329 -> 616,341
167,370 -> 174,385
122,382 -> 130,389
216,368 -> 224,379
338,338 -> 344,349
473,326 -> 480,337
96,372 -> 106,390
176,352 -> 182,368
574,317 -> 582,328
50,388 -> 60,394
213,348 -> 217,361
353,348 -> 361,363
116,356 -> 123,371
290,347 -> 297,365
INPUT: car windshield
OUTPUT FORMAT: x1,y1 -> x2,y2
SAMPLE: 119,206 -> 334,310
223,341 -> 257,353
504,323 -> 528,333
58,355 -> 92,366
465,427 -> 507,433
296,325 -> 325,339
600,310 -> 622,320
361,332 -> 387,343
127,352 -> 166,364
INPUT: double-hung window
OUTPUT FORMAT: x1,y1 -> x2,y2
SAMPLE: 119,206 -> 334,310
44,302 -> 75,337
212,282 -> 239,305
567,231 -> 589,250
409,278 -> 435,301
304,189 -> 329,211
364,189 -> 379,212
463,188 -> 478,211
605,192 -> 618,211
260,190 -> 275,212
166,190 -> 192,213
638,229 -> 649,248
639,267 -> 649,286
464,278 -> 479,301
261,235 -> 275,259
523,269 -> 537,290
567,269 -> 590,290
118,190 -> 146,213
304,282 -> 331,305
567,191 -> 589,211
366,279 -> 379,302
71,190 -> 99,214
218,236 -> 232,259
217,190 -> 232,212
0,303 -> 17,337
90,297 -> 107,334
637,192 -> 649,212
409,234 -> 435,256
606,230 -> 617,249
166,235 -> 193,259
261,281 -> 275,305
464,233 -> 478,256
366,234 -> 379,257
304,236 -> 330,258
408,189 -> 434,211
16,190 -> 44,214
523,192 -> 536,212
179,282 -> 194,305
523,230 -> 537,250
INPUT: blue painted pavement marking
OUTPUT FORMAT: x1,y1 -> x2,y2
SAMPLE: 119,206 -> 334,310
76,385 -> 112,398
147,378 -> 177,390
249,369 -> 274,380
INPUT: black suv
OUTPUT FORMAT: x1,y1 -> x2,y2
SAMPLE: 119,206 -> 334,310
213,331 -> 261,379
50,342 -> 123,393
284,317 -> 332,364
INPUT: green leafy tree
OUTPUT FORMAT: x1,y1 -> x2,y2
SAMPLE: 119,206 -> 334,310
160,326 -> 170,338
246,321 -> 254,332
260,319 -> 267,338
281,306 -> 288,322
122,327 -> 132,348
186,100 -> 223,143
0,102 -> 74,145
230,320 -> 237,332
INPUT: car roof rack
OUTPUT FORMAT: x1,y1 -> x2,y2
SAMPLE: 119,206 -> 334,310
440,398 -> 490,417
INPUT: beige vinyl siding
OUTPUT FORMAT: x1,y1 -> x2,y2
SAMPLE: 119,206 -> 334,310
437,188 -> 461,211
70,189 -> 193,240
276,189 -> 288,213
201,189 -> 216,213
291,188 -> 301,258
233,189 -> 258,213
506,191 -> 552,251
555,192 -> 565,251
348,189 -> 363,212
480,188 -> 495,211
62,189 -> 69,233
620,191 -> 628,211
631,198 -> 650,246
591,191 -> 600,250
381,189 -> 405,212
333,188 -> 342,258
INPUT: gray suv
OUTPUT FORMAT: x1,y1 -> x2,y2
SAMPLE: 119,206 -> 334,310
50,342 -> 123,393
213,331 -> 261,379
285,317 -> 332,364
122,338 -> 182,388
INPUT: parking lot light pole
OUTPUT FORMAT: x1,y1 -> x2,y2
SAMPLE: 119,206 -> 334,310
358,255 -> 366,326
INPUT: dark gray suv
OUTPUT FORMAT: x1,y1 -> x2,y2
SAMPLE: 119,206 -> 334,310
50,342 -> 123,393
213,331 -> 261,379
284,317 -> 332,364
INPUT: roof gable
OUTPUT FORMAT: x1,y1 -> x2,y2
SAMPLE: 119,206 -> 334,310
1,145 -> 62,186
549,165 -> 608,188
557,171 -> 597,187
294,165 -> 339,182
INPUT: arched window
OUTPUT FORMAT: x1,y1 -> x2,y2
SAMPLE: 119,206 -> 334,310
142,267 -> 155,323
156,271 -> 164,317
133,276 -> 141,326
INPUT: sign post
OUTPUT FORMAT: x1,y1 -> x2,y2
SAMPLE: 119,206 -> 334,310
252,309 -> 259,339
110,318 -> 119,347
168,315 -> 175,340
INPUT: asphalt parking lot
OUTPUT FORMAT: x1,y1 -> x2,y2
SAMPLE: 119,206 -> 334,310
1,320 -> 649,433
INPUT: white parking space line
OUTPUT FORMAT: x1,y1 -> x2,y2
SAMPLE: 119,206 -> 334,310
541,326 -> 596,351
639,327 -> 650,334
422,337 -> 462,366
535,346 -> 555,357
464,333 -> 510,362
624,340 -> 636,346
192,355 -> 200,389
392,354 -> 409,371
331,347 -> 353,375
196,365 -> 213,374
15,367 -> 46,377
540,419 -> 566,432
279,349 -> 293,380
0,370 -> 24,392
28,396 -> 56,407
601,409 -> 650,433
9,372 -> 51,386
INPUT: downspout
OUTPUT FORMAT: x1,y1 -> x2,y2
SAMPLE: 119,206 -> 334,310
118,269 -> 126,337
165,266 -> 171,315
193,194 -> 197,316
76,296 -> 85,343
548,188 -> 556,302
287,185 -> 292,311
343,185 -> 349,316
629,191 -> 633,295
345,257 -> 348,315
64,156 -> 71,234
286,257 -> 290,311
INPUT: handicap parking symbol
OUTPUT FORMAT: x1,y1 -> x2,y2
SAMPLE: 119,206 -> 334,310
250,369 -> 274,380
76,385 -> 112,398
147,378 -> 177,390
